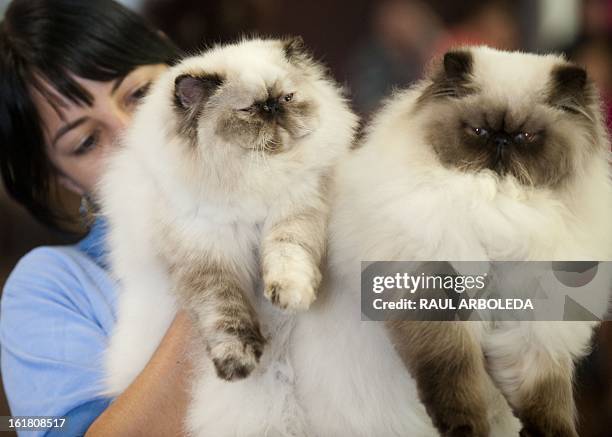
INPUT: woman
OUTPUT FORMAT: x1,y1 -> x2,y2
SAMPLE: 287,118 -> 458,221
0,1 -> 194,435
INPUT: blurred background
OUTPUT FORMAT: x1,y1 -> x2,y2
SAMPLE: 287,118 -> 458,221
0,0 -> 611,435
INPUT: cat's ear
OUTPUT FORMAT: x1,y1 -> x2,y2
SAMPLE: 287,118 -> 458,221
418,49 -> 475,103
174,73 -> 224,110
442,50 -> 473,81
282,36 -> 309,63
553,64 -> 587,94
548,64 -> 592,115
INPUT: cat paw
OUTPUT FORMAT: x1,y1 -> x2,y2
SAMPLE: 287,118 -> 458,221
425,395 -> 490,437
518,408 -> 578,437
209,325 -> 265,381
264,278 -> 317,311
436,417 -> 489,437
519,423 -> 578,437
263,252 -> 321,311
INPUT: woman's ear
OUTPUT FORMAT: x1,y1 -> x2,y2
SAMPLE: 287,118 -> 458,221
58,174 -> 85,196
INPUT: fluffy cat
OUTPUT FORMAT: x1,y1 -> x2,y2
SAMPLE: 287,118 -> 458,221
99,36 -> 357,435
100,41 -> 611,436
328,46 -> 612,436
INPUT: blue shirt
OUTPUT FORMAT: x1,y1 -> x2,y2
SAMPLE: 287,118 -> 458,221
0,219 -> 116,436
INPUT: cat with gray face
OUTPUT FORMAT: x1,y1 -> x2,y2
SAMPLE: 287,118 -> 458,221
100,37 -> 357,435
328,46 -> 611,436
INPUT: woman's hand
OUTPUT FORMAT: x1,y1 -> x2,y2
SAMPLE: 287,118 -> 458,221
86,311 -> 193,436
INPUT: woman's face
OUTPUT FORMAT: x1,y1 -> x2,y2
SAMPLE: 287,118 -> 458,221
31,64 -> 167,196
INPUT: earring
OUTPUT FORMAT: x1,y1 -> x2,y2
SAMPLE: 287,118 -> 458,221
79,194 -> 96,226
79,196 -> 90,218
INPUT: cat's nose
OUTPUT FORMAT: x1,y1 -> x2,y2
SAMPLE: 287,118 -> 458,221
492,134 -> 511,148
262,98 -> 281,115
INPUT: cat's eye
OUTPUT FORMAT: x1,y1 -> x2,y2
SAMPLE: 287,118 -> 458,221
283,93 -> 294,102
514,132 -> 536,143
471,127 -> 488,137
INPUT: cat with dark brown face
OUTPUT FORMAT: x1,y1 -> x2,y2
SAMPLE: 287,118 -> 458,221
397,48 -> 609,436
328,46 -> 611,436
418,49 -> 600,189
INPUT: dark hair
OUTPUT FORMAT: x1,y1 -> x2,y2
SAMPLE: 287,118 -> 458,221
0,0 -> 180,228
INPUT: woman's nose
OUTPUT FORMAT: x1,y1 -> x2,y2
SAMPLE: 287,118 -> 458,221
111,108 -> 131,132
107,108 -> 133,145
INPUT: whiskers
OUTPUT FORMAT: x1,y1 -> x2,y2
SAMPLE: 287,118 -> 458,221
246,133 -> 278,172
510,158 -> 535,187
454,149 -> 536,188
456,149 -> 489,172
262,136 -> 283,153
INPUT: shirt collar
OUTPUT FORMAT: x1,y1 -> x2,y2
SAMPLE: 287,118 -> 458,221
77,217 -> 109,269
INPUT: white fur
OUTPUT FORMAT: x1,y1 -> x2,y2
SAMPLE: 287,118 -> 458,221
102,45 -> 611,436
100,38 -> 365,436
323,47 -> 612,435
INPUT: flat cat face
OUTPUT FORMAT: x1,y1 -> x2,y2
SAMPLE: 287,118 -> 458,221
172,37 -> 321,155
416,47 -> 604,188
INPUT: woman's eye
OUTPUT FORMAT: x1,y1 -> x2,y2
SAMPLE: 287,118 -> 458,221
283,93 -> 294,102
127,82 -> 151,105
74,131 -> 99,156
472,127 -> 488,137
